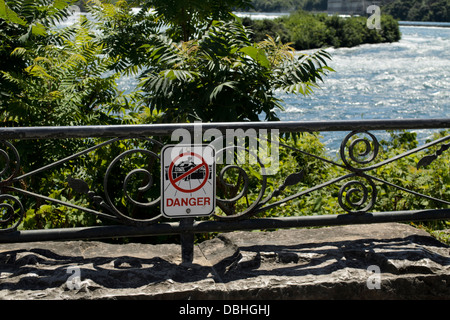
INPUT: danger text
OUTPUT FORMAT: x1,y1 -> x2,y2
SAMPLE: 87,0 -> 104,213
166,197 -> 211,207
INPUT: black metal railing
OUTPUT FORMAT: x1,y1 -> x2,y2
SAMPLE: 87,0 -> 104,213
1,119 -> 449,263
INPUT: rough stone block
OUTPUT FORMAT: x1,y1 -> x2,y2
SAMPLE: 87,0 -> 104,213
0,223 -> 449,299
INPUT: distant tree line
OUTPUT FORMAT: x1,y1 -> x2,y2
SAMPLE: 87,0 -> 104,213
383,0 -> 449,22
243,10 -> 401,50
244,0 -> 327,12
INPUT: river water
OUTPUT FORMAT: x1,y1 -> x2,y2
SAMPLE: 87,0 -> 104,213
278,26 -> 450,122
278,26 -> 450,150
271,25 -> 450,152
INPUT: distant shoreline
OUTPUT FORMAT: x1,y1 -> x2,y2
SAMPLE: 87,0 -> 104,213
399,21 -> 450,28
234,12 -> 450,26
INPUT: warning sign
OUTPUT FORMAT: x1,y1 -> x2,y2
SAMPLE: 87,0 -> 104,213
161,144 -> 216,218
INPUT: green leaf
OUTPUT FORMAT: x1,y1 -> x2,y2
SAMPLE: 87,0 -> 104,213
25,64 -> 55,80
31,22 -> 47,36
11,47 -> 26,57
0,0 -> 26,25
39,204 -> 53,212
239,46 -> 270,68
53,0 -> 69,10
210,81 -> 236,101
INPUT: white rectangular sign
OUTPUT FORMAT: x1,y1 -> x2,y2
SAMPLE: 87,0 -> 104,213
161,144 -> 216,218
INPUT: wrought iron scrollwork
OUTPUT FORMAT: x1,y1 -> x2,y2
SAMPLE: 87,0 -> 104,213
0,140 -> 20,186
0,141 -> 24,233
242,129 -> 450,217
214,145 -> 268,220
340,131 -> 380,170
0,137 -> 166,230
0,194 -> 24,233
338,175 -> 377,214
336,131 -> 380,214
103,147 -> 162,226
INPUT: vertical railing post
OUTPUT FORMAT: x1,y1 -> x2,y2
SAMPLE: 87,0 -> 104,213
180,218 -> 194,264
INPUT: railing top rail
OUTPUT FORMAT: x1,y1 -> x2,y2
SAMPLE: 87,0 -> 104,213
1,118 -> 450,139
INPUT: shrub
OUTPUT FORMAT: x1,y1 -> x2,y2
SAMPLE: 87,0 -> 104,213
243,10 -> 401,50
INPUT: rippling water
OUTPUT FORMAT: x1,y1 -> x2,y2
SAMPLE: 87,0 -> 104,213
276,26 -> 450,151
279,26 -> 450,121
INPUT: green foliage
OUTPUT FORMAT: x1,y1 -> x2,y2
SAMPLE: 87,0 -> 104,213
89,1 -> 333,123
0,0 -> 144,205
382,0 -> 450,22
138,19 -> 333,122
245,0 -> 328,12
88,0 -> 161,75
375,130 -> 450,213
0,0 -> 134,129
244,10 -> 401,50
242,17 -> 291,43
146,0 -> 253,41
261,133 -> 341,218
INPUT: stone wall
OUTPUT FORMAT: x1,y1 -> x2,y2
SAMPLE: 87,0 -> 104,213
0,223 -> 449,300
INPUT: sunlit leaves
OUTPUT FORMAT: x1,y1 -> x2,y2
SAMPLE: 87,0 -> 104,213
138,17 -> 332,123
0,0 -> 127,128
239,46 -> 270,68
147,0 -> 253,41
0,0 -> 26,25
